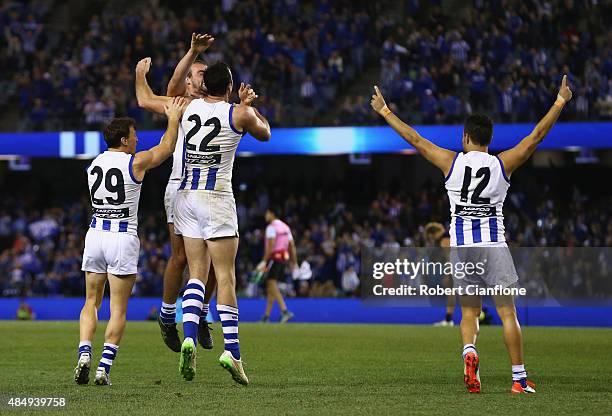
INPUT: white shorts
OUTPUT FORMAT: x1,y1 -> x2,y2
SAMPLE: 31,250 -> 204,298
81,228 -> 140,275
174,190 -> 239,240
164,180 -> 181,224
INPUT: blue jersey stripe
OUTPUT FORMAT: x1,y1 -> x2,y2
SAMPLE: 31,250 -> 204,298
444,152 -> 460,182
471,219 -> 482,243
190,168 -> 201,190
118,221 -> 128,232
489,218 -> 498,242
205,167 -> 218,190
128,155 -> 142,184
495,155 -> 510,183
229,105 -> 244,135
102,220 -> 111,231
455,217 -> 464,246
179,170 -> 188,190
90,217 -> 96,228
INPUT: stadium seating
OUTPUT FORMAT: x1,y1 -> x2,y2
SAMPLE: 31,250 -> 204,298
1,0 -> 611,132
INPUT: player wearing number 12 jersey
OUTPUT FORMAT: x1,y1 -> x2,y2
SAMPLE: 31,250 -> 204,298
74,97 -> 186,386
371,75 -> 573,394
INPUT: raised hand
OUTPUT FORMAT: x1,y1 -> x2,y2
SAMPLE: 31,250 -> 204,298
164,97 -> 187,121
238,82 -> 258,106
557,74 -> 572,104
190,33 -> 215,54
136,57 -> 151,75
370,85 -> 389,115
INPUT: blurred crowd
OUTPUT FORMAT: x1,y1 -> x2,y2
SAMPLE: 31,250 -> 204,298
360,0 -> 612,125
1,0 -> 612,132
1,0 -> 381,131
1,177 -> 610,299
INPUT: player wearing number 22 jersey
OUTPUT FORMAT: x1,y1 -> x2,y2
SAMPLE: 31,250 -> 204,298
371,75 -> 573,395
75,97 -> 186,387
173,97 -> 242,239
135,62 -> 271,385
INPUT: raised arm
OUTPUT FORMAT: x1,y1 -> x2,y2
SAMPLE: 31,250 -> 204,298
233,86 -> 271,141
370,86 -> 456,176
132,97 -> 186,180
499,75 -> 572,176
167,33 -> 214,97
135,57 -> 175,115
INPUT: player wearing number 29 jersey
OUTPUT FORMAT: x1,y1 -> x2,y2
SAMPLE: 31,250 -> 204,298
372,75 -> 573,395
76,98 -> 186,387
82,151 -> 142,275
87,152 -> 142,235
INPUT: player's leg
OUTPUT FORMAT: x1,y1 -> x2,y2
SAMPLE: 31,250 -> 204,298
262,262 -> 293,323
494,295 -> 535,394
269,277 -> 293,323
94,272 -> 136,385
207,236 -> 248,385
444,275 -> 456,324
434,275 -> 455,326
75,271 -> 106,384
263,278 -> 276,321
460,295 -> 482,393
179,236 -> 209,380
158,224 -> 186,352
197,262 -> 216,349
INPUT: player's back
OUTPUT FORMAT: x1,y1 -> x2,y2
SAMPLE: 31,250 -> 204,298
445,151 -> 510,246
179,99 -> 244,194
87,150 -> 142,235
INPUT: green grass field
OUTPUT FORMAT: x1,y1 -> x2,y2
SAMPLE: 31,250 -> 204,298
1,321 -> 611,415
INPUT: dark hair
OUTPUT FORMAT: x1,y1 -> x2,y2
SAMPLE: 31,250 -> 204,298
103,117 -> 135,148
203,62 -> 232,96
463,114 -> 493,146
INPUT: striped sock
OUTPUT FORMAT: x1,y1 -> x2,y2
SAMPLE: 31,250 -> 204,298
78,340 -> 92,358
182,279 -> 205,343
159,302 -> 177,324
218,304 -> 240,360
201,303 -> 210,322
98,343 -> 118,375
512,364 -> 527,383
462,344 -> 477,360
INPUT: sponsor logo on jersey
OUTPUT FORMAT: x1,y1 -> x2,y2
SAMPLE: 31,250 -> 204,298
92,207 -> 129,219
455,204 -> 496,217
185,152 -> 222,165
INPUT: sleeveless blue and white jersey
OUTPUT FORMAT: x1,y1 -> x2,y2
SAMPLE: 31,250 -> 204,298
169,123 -> 186,181
445,151 -> 510,246
86,151 -> 142,235
178,99 -> 244,194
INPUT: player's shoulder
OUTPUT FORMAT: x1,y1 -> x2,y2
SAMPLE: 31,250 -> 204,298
462,151 -> 499,165
232,103 -> 254,119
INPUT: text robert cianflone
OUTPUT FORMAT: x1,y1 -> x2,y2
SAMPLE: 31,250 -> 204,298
372,259 -> 486,280
372,285 -> 527,297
